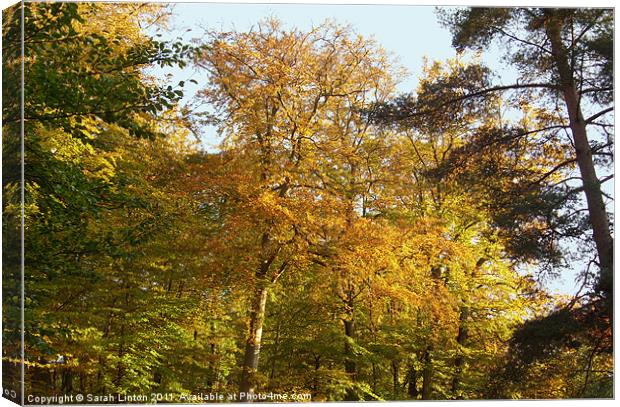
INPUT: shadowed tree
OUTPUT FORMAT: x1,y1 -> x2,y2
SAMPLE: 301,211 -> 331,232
441,7 -> 614,306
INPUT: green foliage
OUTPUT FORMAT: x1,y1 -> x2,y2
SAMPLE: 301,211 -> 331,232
4,2 -> 193,138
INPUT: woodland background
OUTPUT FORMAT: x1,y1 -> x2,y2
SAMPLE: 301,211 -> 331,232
1,1 -> 614,401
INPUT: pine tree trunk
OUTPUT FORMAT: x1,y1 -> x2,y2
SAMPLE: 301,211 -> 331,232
239,283 -> 269,401
545,12 -> 613,306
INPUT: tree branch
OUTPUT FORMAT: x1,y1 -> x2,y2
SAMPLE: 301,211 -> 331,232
585,107 -> 614,124
400,83 -> 558,120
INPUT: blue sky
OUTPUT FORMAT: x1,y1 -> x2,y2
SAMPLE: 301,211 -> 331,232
166,2 -> 457,91
151,3 -> 583,296
155,3 -> 515,143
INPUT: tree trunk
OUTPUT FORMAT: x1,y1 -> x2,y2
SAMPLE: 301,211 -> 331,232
545,12 -> 613,306
451,306 -> 468,399
61,369 -> 73,393
371,363 -> 378,394
407,364 -> 419,399
391,360 -> 400,399
114,324 -> 125,389
343,306 -> 357,401
421,347 -> 433,400
239,221 -> 283,400
267,318 -> 282,391
239,283 -> 269,401
311,355 -> 321,396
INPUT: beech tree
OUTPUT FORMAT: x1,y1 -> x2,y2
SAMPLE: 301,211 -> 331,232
194,19 -> 399,398
3,1 -> 202,398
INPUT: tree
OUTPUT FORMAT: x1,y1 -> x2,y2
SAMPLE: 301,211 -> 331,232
368,56 -> 582,399
194,19 -> 399,399
2,1 -> 203,398
439,7 -> 613,307
3,2 -> 192,136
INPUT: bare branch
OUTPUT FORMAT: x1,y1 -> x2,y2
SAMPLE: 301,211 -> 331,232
585,107 -> 614,124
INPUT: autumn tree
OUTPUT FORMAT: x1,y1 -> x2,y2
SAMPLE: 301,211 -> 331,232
368,10 -> 614,392
3,1 -> 204,398
375,60 -> 557,400
194,19 -> 400,399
